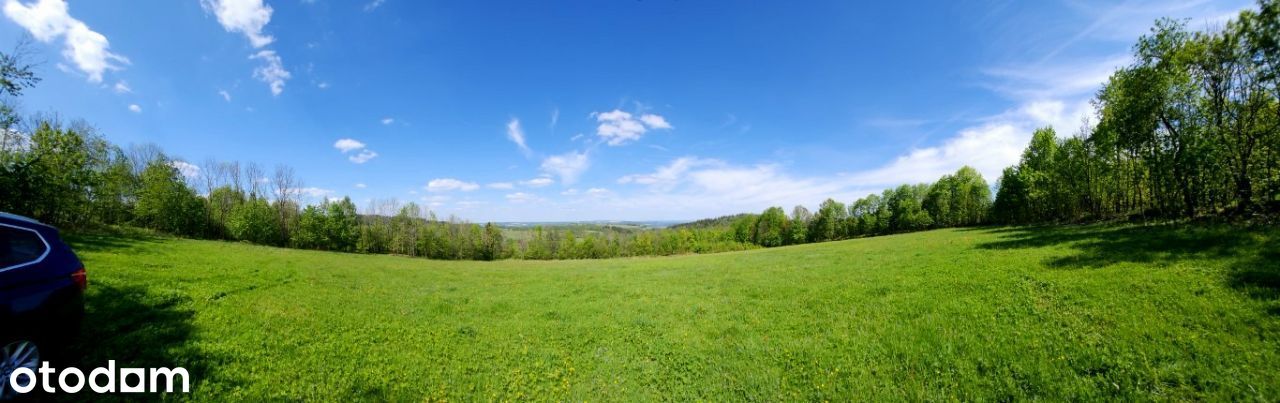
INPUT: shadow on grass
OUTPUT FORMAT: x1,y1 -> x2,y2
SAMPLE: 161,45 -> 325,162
36,283 -> 233,401
64,233 -> 166,255
1226,235 -> 1280,315
977,224 -> 1263,266
977,223 -> 1280,314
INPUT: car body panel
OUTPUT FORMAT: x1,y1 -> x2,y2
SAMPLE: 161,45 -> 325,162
0,213 -> 85,343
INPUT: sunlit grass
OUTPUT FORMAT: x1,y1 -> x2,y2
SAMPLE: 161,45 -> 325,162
56,223 -> 1280,400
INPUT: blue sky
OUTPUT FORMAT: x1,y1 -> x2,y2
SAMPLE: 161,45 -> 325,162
0,0 -> 1254,221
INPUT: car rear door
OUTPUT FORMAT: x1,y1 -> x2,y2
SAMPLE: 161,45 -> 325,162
0,219 -> 81,315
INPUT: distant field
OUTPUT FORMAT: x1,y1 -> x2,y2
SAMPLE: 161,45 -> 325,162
50,224 -> 1280,400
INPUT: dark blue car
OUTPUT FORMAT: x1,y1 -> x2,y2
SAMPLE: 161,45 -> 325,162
0,212 -> 86,398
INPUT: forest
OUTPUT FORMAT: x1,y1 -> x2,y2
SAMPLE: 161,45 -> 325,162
995,8 -> 1280,223
1,1 -> 1278,260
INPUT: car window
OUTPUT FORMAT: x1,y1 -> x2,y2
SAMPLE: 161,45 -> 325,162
0,225 -> 48,269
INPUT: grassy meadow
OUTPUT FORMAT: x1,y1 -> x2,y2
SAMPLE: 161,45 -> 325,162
49,223 -> 1280,401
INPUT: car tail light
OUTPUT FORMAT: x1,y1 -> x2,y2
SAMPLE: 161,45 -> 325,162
70,267 -> 87,291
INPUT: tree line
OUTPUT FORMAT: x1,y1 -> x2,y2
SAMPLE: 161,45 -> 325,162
995,2 -> 1279,224
708,165 -> 992,247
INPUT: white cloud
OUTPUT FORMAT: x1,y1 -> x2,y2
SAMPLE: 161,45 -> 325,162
170,161 -> 200,178
290,187 -> 334,199
201,0 -> 290,95
612,156 -> 863,219
426,178 -> 479,192
520,177 -> 553,188
200,0 -> 275,48
487,182 -> 515,190
585,188 -> 611,197
218,89 -> 231,102
847,123 -> 1027,187
334,138 -> 377,163
250,50 -> 290,96
982,54 -> 1129,101
420,195 -> 450,207
127,104 -> 141,113
112,80 -> 130,94
316,81 -> 330,89
506,118 -> 531,156
333,138 -> 366,153
348,149 -> 378,164
355,183 -> 367,189
618,156 -> 722,191
1014,99 -> 1095,136
505,192 -> 541,203
540,150 -> 589,185
592,109 -> 673,146
1044,0 -> 1253,62
381,117 -> 394,125
638,114 -> 672,129
3,0 -> 129,83
364,0 -> 385,11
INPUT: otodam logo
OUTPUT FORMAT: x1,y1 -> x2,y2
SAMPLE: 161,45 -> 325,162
5,361 -> 189,395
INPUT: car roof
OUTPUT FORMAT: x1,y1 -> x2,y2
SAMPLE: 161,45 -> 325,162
0,212 -> 53,229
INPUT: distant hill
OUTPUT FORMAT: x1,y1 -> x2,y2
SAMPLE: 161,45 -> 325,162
494,220 -> 685,229
669,213 -> 754,230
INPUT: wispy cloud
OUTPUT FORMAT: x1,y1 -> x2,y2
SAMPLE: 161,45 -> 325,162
333,138 -> 378,163
520,177 -> 553,188
505,192 -> 543,204
201,0 -> 291,95
506,118 -> 532,157
170,161 -> 200,178
540,150 -> 589,185
427,178 -> 479,192
200,0 -> 274,47
348,149 -> 377,164
333,138 -> 366,153
250,50 -> 290,96
3,0 -> 129,83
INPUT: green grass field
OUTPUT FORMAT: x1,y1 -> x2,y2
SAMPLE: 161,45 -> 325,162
53,224 -> 1280,401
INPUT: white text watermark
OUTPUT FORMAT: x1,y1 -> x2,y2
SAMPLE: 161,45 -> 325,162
7,360 -> 188,394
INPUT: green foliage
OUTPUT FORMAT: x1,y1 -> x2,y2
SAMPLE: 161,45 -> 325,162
0,121 -> 119,228
888,184 -> 933,232
731,214 -> 758,243
996,6 -> 1280,223
228,197 -> 281,245
785,205 -> 810,245
0,47 -> 39,97
752,206 -> 788,247
206,185 -> 245,238
134,159 -> 206,236
809,198 -> 847,242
